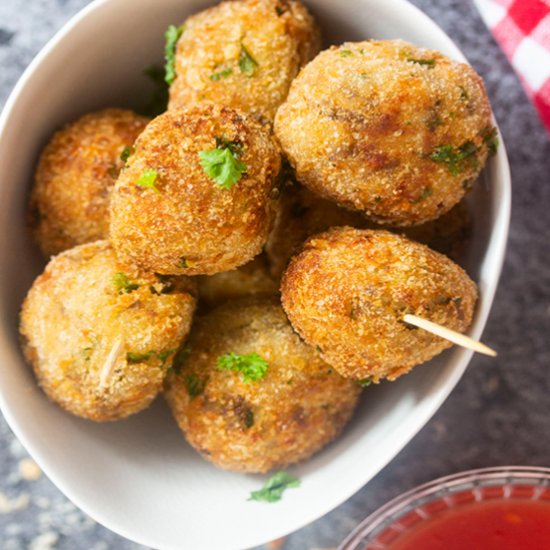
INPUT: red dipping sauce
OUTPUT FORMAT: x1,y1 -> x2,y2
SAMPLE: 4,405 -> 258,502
340,467 -> 550,550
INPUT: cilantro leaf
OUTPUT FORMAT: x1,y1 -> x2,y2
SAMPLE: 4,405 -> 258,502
164,24 -> 184,85
199,147 -> 247,189
356,377 -> 373,387
482,126 -> 499,156
239,44 -> 259,76
217,352 -> 268,383
185,373 -> 206,397
112,272 -> 139,294
136,169 -> 160,193
248,471 -> 300,503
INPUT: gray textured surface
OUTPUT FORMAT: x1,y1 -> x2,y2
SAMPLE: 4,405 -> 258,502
1,0 -> 549,549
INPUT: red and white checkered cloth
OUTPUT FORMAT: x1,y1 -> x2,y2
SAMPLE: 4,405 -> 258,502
474,0 -> 550,132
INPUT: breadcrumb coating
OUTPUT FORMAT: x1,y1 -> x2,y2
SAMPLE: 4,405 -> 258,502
275,40 -> 494,226
164,298 -> 361,473
280,228 -> 478,381
30,109 -> 149,257
169,0 -> 321,121
20,241 -> 197,421
110,104 -> 281,275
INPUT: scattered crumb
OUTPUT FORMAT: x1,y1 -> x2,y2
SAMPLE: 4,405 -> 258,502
18,458 -> 42,481
29,531 -> 59,550
0,492 -> 30,513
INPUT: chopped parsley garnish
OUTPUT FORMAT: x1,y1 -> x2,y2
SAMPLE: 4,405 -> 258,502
185,373 -> 206,397
120,145 -> 134,163
210,67 -> 233,81
339,49 -> 353,57
199,145 -> 247,189
142,64 -> 169,117
158,349 -> 175,366
127,351 -> 154,363
412,187 -> 433,203
356,378 -> 373,387
429,141 -> 478,176
248,471 -> 300,503
459,85 -> 469,101
239,44 -> 258,76
407,57 -> 436,68
136,169 -> 160,193
164,24 -> 184,85
217,352 -> 268,383
482,127 -> 499,156
179,257 -> 188,268
171,343 -> 192,375
112,272 -> 139,294
245,409 -> 254,428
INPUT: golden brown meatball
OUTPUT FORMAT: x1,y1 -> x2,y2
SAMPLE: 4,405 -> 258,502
275,40 -> 496,226
19,241 -> 197,422
265,178 -> 369,277
168,0 -> 321,121
110,104 -> 281,275
280,228 -> 477,382
30,109 -> 149,257
164,298 -> 361,473
197,254 -> 279,310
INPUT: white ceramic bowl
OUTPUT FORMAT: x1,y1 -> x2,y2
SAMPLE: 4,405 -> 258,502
0,1 -> 510,549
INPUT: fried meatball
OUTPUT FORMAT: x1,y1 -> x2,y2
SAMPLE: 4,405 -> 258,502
168,0 -> 321,121
19,241 -> 197,421
110,104 -> 281,275
275,40 -> 496,226
197,254 -> 279,310
280,228 -> 477,382
30,109 -> 149,257
164,299 -> 361,473
265,179 -> 369,277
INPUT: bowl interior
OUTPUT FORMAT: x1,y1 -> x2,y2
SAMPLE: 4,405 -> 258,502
0,0 -> 510,549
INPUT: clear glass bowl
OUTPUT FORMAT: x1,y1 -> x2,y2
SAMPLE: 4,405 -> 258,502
339,466 -> 550,550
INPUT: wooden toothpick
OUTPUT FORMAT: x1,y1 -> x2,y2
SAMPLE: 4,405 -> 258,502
403,314 -> 497,357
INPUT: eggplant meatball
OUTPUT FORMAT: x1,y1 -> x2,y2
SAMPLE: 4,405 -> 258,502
30,109 -> 149,257
197,254 -> 279,310
275,40 -> 496,226
266,179 -> 369,277
168,0 -> 321,121
164,299 -> 361,473
19,241 -> 197,422
110,104 -> 281,275
280,228 -> 477,382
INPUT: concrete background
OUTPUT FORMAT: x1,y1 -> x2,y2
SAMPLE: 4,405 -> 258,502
1,0 -> 549,549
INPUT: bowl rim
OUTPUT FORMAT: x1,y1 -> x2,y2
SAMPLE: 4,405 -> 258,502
339,466 -> 550,549
0,0 -> 512,548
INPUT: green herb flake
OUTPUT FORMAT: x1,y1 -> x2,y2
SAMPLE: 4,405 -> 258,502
356,378 -> 373,387
127,351 -> 154,363
107,164 -> 119,179
407,57 -> 436,68
164,24 -> 184,85
217,352 -> 268,383
245,409 -> 254,429
428,141 -> 478,176
248,471 -> 300,503
171,343 -> 192,375
120,145 -> 134,163
482,127 -> 499,156
136,169 -> 160,193
112,272 -> 139,294
459,85 -> 469,101
178,257 -> 188,269
210,67 -> 233,81
158,349 -> 175,366
185,373 -> 205,397
339,49 -> 353,57
239,44 -> 259,76
199,147 -> 247,189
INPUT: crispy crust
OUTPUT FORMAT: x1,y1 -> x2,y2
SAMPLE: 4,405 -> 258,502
275,40 -> 493,226
30,109 -> 149,257
280,228 -> 478,381
164,298 -> 361,473
110,104 -> 281,275
19,241 -> 197,421
169,0 -> 321,121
